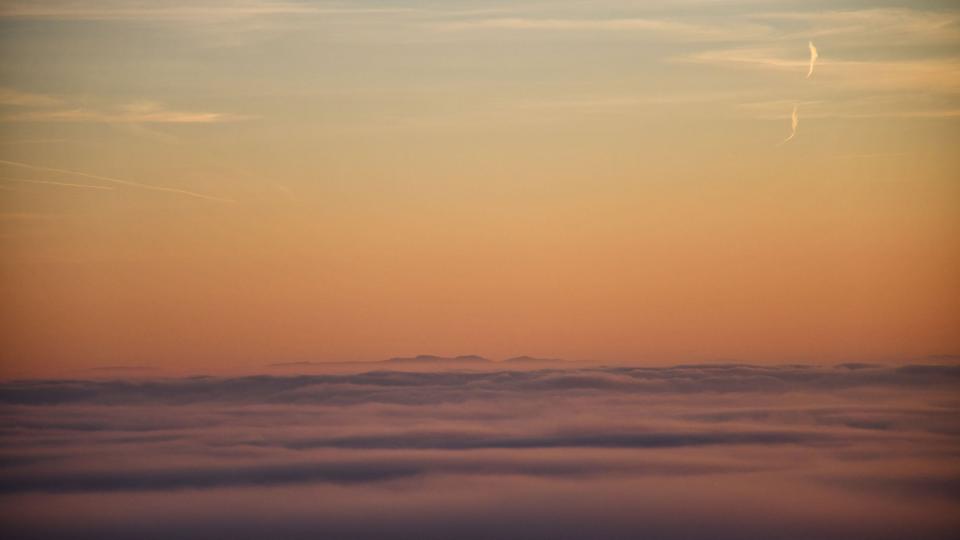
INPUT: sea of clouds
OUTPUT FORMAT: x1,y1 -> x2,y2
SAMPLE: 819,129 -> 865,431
1,363 -> 959,539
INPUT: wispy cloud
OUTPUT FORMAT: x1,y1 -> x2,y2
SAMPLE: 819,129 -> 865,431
512,90 -> 749,113
751,8 -> 960,43
681,47 -> 805,72
0,88 -> 64,108
682,49 -> 960,92
0,159 -> 235,203
0,177 -> 116,191
0,1 -> 325,21
1,93 -> 247,124
434,16 -> 772,41
806,41 -> 818,79
740,95 -> 960,121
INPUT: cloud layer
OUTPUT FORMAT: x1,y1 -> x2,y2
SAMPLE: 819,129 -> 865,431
1,363 -> 958,539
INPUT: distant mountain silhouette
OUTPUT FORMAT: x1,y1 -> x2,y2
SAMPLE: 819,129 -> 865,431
502,356 -> 566,364
383,355 -> 492,364
267,354 -> 572,372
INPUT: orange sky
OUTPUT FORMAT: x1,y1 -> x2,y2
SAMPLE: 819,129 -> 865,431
1,1 -> 959,377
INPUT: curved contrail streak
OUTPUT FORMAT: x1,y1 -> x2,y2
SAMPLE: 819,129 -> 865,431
806,41 -> 818,78
780,105 -> 799,145
0,159 -> 235,203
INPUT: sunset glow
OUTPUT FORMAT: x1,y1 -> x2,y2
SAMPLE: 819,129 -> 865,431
1,1 -> 958,538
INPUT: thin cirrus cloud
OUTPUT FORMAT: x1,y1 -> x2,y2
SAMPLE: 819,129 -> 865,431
0,88 -> 65,108
433,16 -> 773,41
0,177 -> 116,191
4,106 -> 243,124
0,0 -> 425,23
0,159 -> 235,203
0,0 -> 324,21
427,5 -> 960,124
750,8 -> 960,43
740,96 -> 960,121
0,92 -> 248,124
430,6 -> 956,45
682,49 -> 960,92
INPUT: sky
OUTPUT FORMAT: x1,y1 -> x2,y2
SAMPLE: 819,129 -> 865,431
1,0 -> 959,377
1,4 -> 959,537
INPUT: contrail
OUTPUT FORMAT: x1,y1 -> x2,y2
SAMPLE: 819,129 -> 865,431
780,105 -> 799,145
2,177 -> 116,191
0,159 -> 235,203
806,41 -> 818,78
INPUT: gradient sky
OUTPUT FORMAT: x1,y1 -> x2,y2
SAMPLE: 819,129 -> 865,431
1,0 -> 959,376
